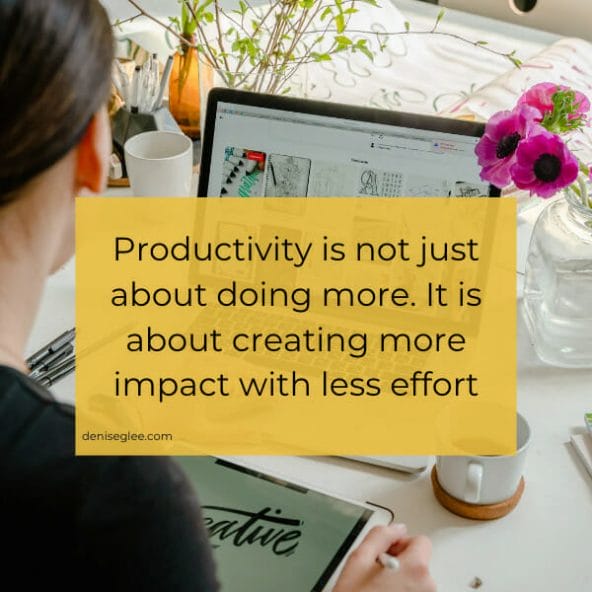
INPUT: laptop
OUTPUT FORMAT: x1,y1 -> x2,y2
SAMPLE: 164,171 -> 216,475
197,89 -> 499,473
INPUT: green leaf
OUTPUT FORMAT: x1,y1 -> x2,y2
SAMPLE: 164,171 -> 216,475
203,12 -> 214,23
335,13 -> 345,33
185,19 -> 197,35
343,7 -> 358,14
404,21 -> 410,32
436,8 -> 445,25
299,0 -> 315,8
509,56 -> 522,68
311,52 -> 332,61
476,40 -> 488,45
335,35 -> 352,46
357,44 -> 374,60
320,6 -> 333,21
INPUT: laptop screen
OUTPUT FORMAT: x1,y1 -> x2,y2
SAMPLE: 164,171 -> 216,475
200,96 -> 496,198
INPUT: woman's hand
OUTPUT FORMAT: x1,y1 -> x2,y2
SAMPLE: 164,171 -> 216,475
333,523 -> 436,592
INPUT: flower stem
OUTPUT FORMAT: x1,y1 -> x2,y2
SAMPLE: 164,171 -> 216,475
576,173 -> 590,209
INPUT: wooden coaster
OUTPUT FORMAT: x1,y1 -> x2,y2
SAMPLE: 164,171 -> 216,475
108,176 -> 130,188
431,466 -> 525,520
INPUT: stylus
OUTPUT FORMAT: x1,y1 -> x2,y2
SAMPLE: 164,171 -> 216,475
155,55 -> 173,110
377,552 -> 400,571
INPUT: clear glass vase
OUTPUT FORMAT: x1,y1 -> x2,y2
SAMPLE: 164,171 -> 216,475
522,185 -> 592,367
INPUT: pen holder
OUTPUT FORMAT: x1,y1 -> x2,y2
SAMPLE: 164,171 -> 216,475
111,106 -> 182,178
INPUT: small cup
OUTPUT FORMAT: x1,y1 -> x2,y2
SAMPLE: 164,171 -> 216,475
124,131 -> 193,196
435,413 -> 531,505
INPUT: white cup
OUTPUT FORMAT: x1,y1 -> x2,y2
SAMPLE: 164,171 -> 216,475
124,131 -> 193,196
435,413 -> 531,505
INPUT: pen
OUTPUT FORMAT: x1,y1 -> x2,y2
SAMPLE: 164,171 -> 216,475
270,162 -> 277,186
29,342 -> 74,379
39,356 -> 75,387
148,53 -> 159,112
114,59 -> 130,104
130,65 -> 141,114
377,552 -> 400,571
37,350 -> 75,378
154,55 -> 173,110
140,54 -> 159,112
26,328 -> 75,370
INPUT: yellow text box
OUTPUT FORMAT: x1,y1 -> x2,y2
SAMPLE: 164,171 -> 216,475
76,198 -> 516,455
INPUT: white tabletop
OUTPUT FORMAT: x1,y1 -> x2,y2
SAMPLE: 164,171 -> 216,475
28,199 -> 592,592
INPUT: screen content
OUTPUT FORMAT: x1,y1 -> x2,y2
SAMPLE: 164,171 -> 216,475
176,457 -> 373,592
205,102 -> 491,198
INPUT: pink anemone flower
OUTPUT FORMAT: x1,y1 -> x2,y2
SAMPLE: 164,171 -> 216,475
475,104 -> 540,187
510,131 -> 579,198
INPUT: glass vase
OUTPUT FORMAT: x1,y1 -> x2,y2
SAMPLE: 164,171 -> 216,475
169,46 -> 203,139
522,185 -> 592,367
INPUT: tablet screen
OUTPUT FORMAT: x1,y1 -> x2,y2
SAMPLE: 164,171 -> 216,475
176,457 -> 373,592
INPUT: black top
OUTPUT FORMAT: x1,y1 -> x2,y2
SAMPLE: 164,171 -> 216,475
0,365 -> 218,590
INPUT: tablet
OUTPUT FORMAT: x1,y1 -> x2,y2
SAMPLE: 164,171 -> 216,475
176,457 -> 392,592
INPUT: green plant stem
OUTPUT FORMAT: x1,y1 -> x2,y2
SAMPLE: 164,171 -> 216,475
264,5 -> 308,92
304,27 -> 521,66
127,0 -> 190,47
236,0 -> 286,90
577,174 -> 590,208
233,0 -> 286,87
212,1 -> 231,74
112,13 -> 142,28
271,5 -> 333,94
124,0 -> 520,94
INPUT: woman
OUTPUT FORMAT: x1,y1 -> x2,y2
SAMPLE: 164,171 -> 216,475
0,1 -> 435,590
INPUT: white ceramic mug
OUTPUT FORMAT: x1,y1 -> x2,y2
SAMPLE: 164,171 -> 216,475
124,131 -> 193,196
435,413 -> 531,505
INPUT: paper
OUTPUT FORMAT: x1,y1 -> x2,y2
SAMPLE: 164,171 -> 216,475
570,434 -> 592,479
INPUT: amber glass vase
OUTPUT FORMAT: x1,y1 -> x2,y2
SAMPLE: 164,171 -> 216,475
169,45 -> 203,139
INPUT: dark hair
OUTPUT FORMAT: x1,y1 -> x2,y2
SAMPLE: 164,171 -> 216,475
0,0 -> 113,199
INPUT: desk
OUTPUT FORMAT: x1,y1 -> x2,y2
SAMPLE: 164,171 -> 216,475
35,2 -> 587,588
29,202 -> 592,591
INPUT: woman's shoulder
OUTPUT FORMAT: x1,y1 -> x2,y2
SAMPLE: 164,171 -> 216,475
0,365 -> 187,497
0,365 -> 218,589
0,364 -> 74,448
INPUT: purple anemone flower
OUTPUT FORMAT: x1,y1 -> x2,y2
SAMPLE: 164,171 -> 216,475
510,131 -> 579,198
475,105 -> 540,187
